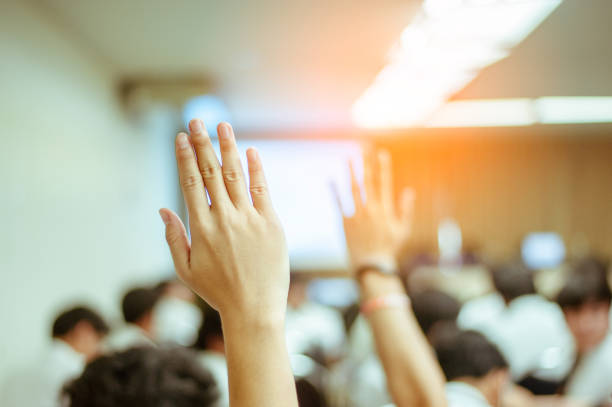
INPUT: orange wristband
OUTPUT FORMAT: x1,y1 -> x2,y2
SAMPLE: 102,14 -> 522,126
360,294 -> 410,316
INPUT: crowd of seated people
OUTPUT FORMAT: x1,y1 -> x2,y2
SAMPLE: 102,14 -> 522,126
3,118 -> 611,407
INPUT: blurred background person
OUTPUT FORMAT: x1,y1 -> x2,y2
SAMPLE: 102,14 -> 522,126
194,307 -> 229,407
459,262 -> 574,388
412,289 -> 462,339
153,279 -> 202,346
2,306 -> 109,407
555,260 -> 612,406
433,324 -> 510,407
104,286 -> 160,351
63,347 -> 219,407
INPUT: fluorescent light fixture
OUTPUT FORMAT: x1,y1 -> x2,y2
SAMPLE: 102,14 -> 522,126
536,97 -> 612,124
427,99 -> 535,127
353,0 -> 562,129
426,97 -> 612,127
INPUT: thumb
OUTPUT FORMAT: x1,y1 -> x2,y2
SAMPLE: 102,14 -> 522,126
159,208 -> 191,281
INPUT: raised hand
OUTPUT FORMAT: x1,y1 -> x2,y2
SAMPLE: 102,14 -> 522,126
338,150 -> 414,273
159,119 -> 297,407
159,119 -> 289,323
336,150 -> 447,407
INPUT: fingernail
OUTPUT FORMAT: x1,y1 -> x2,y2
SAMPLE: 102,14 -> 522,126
177,133 -> 190,149
190,119 -> 202,133
218,123 -> 231,140
159,210 -> 170,225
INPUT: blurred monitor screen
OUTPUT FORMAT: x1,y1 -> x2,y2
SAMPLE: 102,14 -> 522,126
521,232 -> 566,269
211,139 -> 362,270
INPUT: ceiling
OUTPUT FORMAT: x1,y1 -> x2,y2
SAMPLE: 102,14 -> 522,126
35,0 -> 420,130
456,0 -> 612,100
34,0 -> 612,130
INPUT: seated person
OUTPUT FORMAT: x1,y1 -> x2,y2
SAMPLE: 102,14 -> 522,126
433,324 -> 509,407
556,261 -> 612,406
63,347 -> 219,407
2,306 -> 109,407
459,262 -> 573,383
153,279 -> 202,346
104,286 -> 161,351
411,290 -> 461,339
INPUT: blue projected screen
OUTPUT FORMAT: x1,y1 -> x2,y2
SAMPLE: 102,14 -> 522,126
211,139 -> 362,270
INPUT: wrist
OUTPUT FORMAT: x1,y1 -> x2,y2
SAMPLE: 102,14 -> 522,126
351,253 -> 398,273
361,293 -> 411,316
359,270 -> 405,301
219,303 -> 286,334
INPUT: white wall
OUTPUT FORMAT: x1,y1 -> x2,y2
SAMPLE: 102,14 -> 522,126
0,1 -> 179,380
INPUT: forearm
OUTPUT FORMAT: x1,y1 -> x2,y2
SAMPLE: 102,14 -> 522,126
222,313 -> 298,407
360,271 -> 447,407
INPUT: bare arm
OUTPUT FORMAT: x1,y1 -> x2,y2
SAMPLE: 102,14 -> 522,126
337,150 -> 447,407
159,119 -> 298,407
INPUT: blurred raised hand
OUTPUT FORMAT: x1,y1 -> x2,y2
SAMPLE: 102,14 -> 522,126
336,149 -> 447,407
338,150 -> 414,273
159,119 -> 296,407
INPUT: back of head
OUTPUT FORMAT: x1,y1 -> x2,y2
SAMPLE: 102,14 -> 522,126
52,306 -> 109,338
411,290 -> 460,335
556,259 -> 611,309
432,323 -> 508,381
491,261 -> 535,303
64,347 -> 219,407
122,287 -> 162,324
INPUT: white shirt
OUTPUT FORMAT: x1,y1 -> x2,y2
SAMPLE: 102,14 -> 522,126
459,294 -> 575,381
381,383 -> 492,407
446,381 -> 492,407
285,302 -> 346,357
1,340 -> 85,407
347,354 -> 392,407
103,324 -> 154,352
566,332 -> 612,406
457,293 -> 506,333
199,351 -> 229,407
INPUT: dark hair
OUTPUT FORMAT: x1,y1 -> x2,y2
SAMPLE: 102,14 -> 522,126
193,308 -> 223,350
411,290 -> 460,335
491,262 -> 535,303
296,378 -> 328,407
122,287 -> 162,323
52,306 -> 109,338
64,347 -> 219,407
432,323 -> 508,381
556,262 -> 611,309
